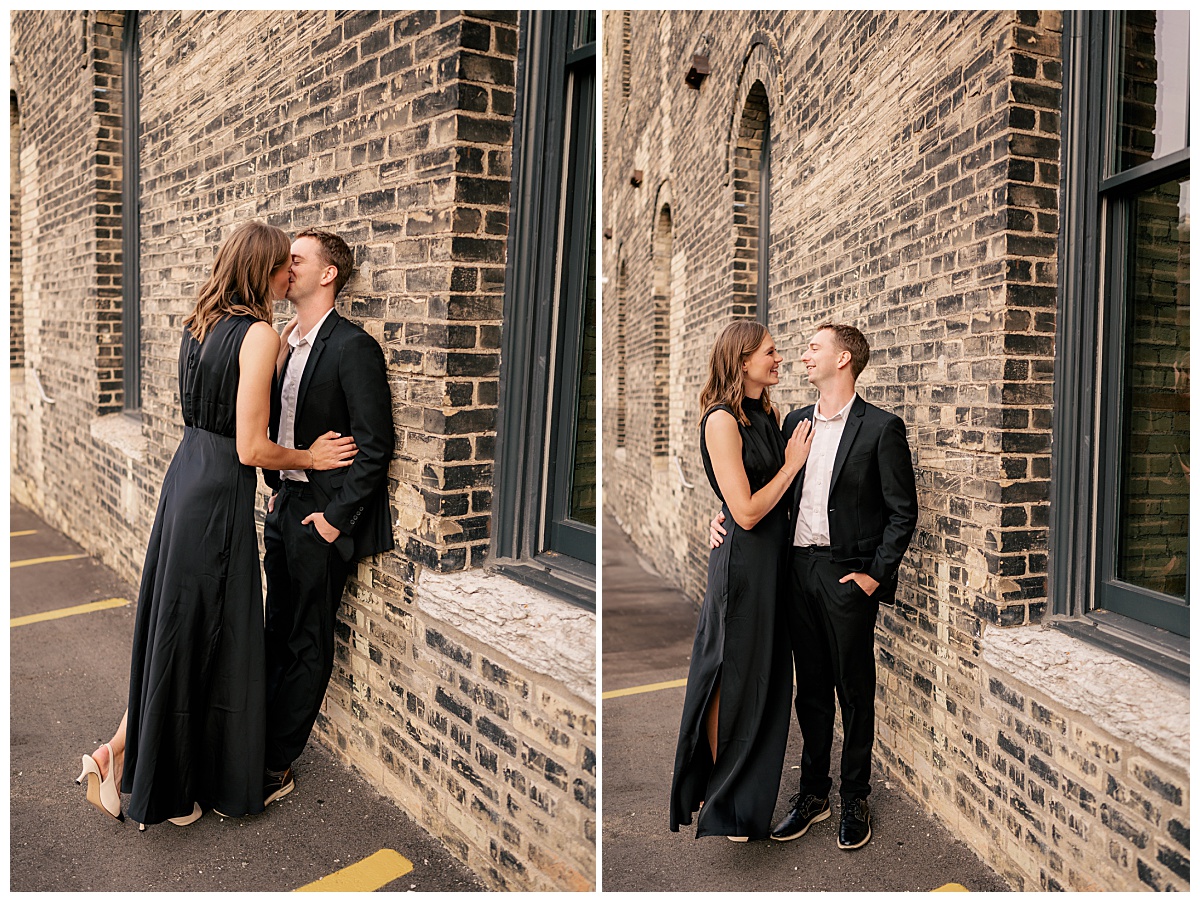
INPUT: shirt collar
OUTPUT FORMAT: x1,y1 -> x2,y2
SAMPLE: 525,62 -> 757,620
814,393 -> 857,423
288,307 -> 336,350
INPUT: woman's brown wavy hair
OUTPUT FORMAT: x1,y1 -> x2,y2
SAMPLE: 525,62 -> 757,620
698,320 -> 778,427
183,221 -> 290,342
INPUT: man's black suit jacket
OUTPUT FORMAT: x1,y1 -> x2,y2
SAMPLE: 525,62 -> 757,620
265,309 -> 394,563
782,395 -> 917,606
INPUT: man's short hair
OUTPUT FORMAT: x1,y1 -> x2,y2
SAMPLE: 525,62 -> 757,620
818,322 -> 870,379
297,229 -> 354,297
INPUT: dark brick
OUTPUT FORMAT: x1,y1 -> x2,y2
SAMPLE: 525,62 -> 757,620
426,628 -> 472,666
478,717 -> 518,755
435,686 -> 473,725
1157,846 -> 1190,882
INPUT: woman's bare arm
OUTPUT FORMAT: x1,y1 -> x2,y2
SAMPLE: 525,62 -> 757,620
235,321 -> 356,470
704,410 -> 811,531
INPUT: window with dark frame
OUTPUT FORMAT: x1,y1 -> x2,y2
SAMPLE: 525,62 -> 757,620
492,10 -> 596,608
1053,10 -> 1189,675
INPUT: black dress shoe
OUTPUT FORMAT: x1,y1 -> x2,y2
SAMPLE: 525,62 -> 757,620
770,792 -> 831,841
838,797 -> 871,850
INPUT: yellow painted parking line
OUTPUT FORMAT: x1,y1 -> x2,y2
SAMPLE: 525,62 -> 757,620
602,677 -> 688,700
11,597 -> 130,628
294,849 -> 414,892
10,529 -> 37,537
933,884 -> 969,892
11,553 -> 88,569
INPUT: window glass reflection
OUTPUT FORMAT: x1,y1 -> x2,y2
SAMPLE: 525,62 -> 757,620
1115,10 -> 1190,172
569,235 -> 597,527
1117,178 -> 1189,598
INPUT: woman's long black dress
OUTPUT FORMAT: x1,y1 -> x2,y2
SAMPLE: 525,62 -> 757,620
669,398 -> 794,839
121,314 -> 266,824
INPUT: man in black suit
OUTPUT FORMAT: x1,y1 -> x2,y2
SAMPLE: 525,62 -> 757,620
260,229 -> 394,806
712,323 -> 917,850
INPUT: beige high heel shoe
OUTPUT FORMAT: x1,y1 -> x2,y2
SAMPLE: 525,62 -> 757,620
135,801 -> 203,831
75,742 -> 124,822
168,802 -> 203,826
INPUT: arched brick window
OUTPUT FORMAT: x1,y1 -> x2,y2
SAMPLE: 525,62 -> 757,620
621,12 -> 631,105
652,204 -> 672,457
731,79 -> 769,323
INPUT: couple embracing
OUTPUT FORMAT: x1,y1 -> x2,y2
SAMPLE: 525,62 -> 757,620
74,222 -> 393,828
669,320 -> 918,849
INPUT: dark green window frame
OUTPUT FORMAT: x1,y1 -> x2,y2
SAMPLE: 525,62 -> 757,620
1052,11 -> 1189,680
492,10 -> 596,609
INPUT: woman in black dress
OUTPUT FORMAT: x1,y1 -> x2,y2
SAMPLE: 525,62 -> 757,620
74,221 -> 358,827
669,321 -> 813,841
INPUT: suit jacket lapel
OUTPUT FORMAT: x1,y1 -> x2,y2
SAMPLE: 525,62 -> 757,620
828,394 -> 866,494
791,404 -> 815,514
269,348 -> 288,442
295,309 -> 341,418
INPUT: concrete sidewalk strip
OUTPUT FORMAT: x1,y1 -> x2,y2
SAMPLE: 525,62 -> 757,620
294,849 -> 414,892
11,597 -> 130,628
11,553 -> 88,569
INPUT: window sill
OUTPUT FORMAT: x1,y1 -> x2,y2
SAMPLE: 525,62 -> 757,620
491,554 -> 595,612
90,412 -> 146,461
1051,610 -> 1188,685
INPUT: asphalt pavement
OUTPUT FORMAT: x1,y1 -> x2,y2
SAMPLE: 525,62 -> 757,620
9,500 -> 484,892
600,512 -> 1011,893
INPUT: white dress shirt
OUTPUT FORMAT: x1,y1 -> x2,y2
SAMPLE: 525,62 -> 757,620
793,394 -> 857,547
279,308 -> 336,482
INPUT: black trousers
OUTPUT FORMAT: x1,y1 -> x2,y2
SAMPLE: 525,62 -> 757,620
263,481 -> 351,772
786,547 -> 880,802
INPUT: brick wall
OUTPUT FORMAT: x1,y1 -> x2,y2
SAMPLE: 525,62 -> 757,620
10,10 -> 147,582
12,10 -> 594,891
602,9 -> 1188,892
10,87 -> 24,369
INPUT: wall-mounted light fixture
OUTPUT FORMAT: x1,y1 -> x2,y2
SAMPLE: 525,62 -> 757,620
685,53 -> 710,89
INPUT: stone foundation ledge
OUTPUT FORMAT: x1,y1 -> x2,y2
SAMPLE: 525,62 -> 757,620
981,623 -> 1188,772
416,566 -> 596,704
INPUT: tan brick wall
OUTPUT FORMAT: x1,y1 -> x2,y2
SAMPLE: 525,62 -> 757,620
321,569 -> 595,891
603,9 -> 1187,892
10,87 -> 24,369
12,9 -> 594,891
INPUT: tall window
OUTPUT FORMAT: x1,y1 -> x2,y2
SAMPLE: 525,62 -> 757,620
10,91 -> 23,370
493,10 -> 596,603
652,205 -> 672,458
1055,11 -> 1189,663
121,10 -> 141,414
732,80 -> 770,322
